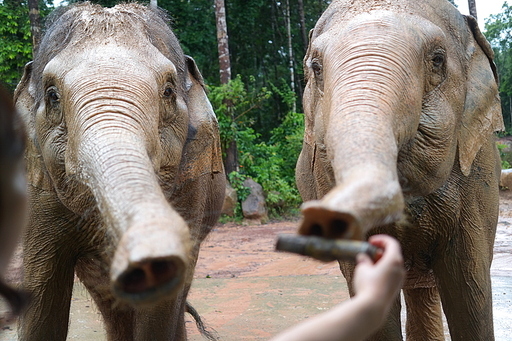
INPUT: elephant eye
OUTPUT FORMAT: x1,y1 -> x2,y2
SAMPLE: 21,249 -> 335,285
162,81 -> 175,98
163,87 -> 174,98
432,53 -> 445,68
44,86 -> 63,125
46,86 -> 60,106
310,58 -> 324,93
311,59 -> 323,77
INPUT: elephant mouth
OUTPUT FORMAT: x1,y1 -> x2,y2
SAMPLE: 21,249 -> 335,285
112,257 -> 186,305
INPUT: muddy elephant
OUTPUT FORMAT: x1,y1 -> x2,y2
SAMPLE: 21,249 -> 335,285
0,86 -> 28,316
296,0 -> 503,340
14,3 -> 224,340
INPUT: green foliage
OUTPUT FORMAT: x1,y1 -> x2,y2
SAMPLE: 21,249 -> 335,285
207,75 -> 271,155
239,110 -> 304,217
0,2 -> 32,90
209,77 -> 304,218
497,143 -> 512,169
0,0 -> 54,90
485,2 -> 512,130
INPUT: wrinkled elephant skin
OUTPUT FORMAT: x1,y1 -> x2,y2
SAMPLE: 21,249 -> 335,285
14,3 -> 225,341
296,0 -> 503,340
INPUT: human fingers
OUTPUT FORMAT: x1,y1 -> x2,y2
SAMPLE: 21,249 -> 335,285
354,235 -> 405,297
368,235 -> 403,265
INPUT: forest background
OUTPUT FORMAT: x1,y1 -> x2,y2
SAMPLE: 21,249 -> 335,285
1,0 -> 512,219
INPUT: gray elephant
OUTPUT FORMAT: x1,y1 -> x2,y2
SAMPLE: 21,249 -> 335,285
14,3 -> 224,340
0,86 -> 28,317
295,0 -> 503,340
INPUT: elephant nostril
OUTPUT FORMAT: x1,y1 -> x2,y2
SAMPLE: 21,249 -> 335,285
151,260 -> 177,283
330,219 -> 349,238
121,268 -> 147,293
309,224 -> 324,236
118,260 -> 180,295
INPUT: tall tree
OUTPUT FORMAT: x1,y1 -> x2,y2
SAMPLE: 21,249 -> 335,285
468,0 -> 478,19
215,0 -> 231,84
1,1 -> 33,90
297,0 -> 308,53
283,0 -> 296,112
214,0 -> 238,175
485,2 -> 512,130
28,0 -> 41,52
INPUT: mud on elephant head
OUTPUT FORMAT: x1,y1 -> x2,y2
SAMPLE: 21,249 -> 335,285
14,2 -> 224,340
297,0 -> 504,240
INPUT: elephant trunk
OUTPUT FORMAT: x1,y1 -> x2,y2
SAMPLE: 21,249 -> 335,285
67,93 -> 190,305
300,26 -> 422,240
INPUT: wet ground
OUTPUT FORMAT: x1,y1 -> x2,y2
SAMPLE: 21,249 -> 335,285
1,193 -> 511,340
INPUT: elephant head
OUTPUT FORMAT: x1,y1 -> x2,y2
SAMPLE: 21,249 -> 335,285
296,0 -> 503,240
14,2 -> 223,308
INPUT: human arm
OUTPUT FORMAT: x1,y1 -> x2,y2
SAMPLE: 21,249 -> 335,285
270,234 -> 405,341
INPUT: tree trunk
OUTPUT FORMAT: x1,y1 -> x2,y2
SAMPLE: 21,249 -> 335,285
214,0 -> 237,175
468,0 -> 478,19
27,0 -> 41,54
150,0 -> 158,8
284,0 -> 297,112
215,0 -> 231,85
297,0 -> 308,53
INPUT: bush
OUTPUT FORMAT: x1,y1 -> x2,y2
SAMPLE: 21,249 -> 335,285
208,76 -> 304,218
497,143 -> 511,169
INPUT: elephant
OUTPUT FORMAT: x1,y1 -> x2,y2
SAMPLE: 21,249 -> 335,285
295,0 -> 503,340
13,3 -> 225,340
0,85 -> 28,316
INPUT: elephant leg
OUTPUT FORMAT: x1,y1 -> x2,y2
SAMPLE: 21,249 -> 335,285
368,297 -> 403,341
76,257 -> 135,341
339,261 -> 403,341
434,245 -> 494,340
18,237 -> 75,340
403,287 -> 444,341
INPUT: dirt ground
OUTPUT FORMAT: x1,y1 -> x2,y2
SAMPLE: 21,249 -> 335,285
1,193 -> 512,340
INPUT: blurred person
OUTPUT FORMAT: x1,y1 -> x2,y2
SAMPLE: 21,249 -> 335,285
0,85 -> 28,316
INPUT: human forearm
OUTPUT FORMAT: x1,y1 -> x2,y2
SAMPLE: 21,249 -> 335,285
270,294 -> 388,341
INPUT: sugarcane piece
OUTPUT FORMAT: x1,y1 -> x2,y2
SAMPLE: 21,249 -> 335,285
275,234 -> 382,262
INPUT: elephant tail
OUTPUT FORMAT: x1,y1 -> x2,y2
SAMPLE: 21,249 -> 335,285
186,301 -> 220,340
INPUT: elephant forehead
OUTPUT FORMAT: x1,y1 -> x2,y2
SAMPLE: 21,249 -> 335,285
45,43 -> 176,87
326,11 -> 441,41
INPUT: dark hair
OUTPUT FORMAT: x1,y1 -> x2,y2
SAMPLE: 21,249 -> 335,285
0,86 -> 24,161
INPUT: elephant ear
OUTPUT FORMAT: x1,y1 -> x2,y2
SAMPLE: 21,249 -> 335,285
12,61 -> 53,190
458,16 -> 504,176
178,55 -> 224,182
13,61 -> 36,142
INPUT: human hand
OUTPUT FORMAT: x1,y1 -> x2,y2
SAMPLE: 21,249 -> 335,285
352,234 -> 405,310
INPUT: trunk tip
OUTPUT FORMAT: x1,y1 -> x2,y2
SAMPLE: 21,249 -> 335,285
112,256 -> 187,305
298,201 -> 363,240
